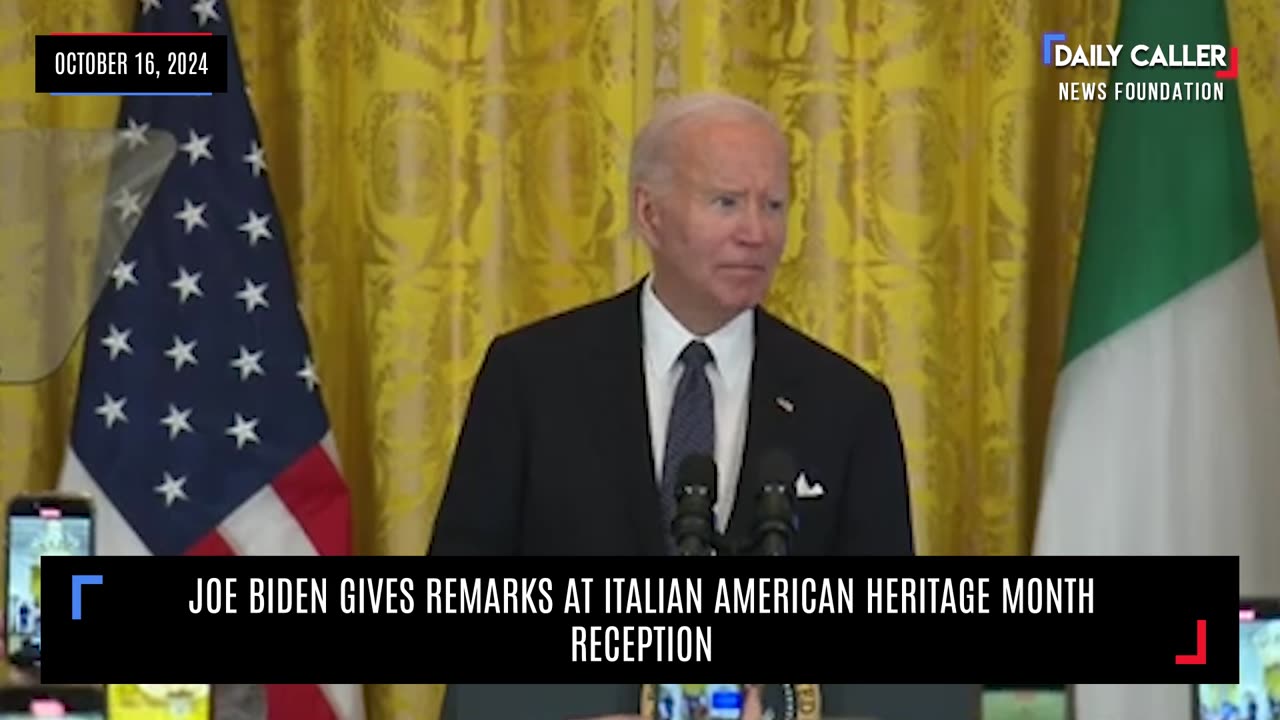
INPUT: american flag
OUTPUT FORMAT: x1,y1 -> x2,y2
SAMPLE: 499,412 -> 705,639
56,1 -> 364,718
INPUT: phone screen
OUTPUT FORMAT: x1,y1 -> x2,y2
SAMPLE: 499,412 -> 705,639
1195,601 -> 1280,720
0,687 -> 104,719
0,707 -> 102,712
655,685 -> 743,720
981,687 -> 1067,720
107,685 -> 212,720
6,497 -> 94,668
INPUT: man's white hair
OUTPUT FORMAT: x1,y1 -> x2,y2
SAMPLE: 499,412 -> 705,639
627,91 -> 786,237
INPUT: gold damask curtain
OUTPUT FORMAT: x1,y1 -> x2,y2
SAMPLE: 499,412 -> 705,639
2,0 -> 1279,717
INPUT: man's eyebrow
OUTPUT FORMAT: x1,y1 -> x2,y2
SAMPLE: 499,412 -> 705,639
709,186 -> 788,198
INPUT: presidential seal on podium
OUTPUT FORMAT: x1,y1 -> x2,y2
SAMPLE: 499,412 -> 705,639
641,684 -> 820,720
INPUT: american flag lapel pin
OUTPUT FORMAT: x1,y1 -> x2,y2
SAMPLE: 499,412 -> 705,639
775,396 -> 794,413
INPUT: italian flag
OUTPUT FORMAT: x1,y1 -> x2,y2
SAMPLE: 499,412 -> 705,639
1033,0 -> 1280,716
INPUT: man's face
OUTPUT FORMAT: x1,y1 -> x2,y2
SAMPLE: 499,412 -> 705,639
639,115 -> 789,325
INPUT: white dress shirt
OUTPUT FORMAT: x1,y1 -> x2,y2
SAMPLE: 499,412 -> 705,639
640,276 -> 754,533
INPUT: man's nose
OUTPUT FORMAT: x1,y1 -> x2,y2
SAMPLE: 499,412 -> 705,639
736,205 -> 769,246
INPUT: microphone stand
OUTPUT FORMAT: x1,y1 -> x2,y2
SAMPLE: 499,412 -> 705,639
671,484 -> 717,556
672,483 -> 797,556
753,482 -> 795,557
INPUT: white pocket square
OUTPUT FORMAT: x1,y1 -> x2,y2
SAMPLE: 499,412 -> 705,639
794,472 -> 825,498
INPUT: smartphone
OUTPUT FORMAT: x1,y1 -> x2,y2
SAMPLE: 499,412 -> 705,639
655,685 -> 744,720
0,686 -> 104,719
1194,598 -> 1280,720
107,685 -> 213,720
5,494 -> 95,669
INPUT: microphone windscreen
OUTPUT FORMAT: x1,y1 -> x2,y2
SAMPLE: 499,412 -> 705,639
675,454 -> 718,502
757,448 -> 796,492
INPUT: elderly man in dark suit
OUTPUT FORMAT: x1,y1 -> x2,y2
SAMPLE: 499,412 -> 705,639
429,91 -> 914,557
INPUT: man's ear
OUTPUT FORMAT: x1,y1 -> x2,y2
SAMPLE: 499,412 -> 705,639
634,185 -> 663,249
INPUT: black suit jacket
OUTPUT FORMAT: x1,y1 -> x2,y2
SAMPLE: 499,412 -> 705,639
428,281 -> 915,556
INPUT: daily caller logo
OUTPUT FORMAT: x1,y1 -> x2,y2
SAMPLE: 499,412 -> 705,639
1043,32 -> 1238,103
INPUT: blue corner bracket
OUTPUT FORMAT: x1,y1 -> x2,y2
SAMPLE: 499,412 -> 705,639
71,574 -> 103,620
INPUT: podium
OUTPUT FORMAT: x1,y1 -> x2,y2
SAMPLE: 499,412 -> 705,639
0,127 -> 176,385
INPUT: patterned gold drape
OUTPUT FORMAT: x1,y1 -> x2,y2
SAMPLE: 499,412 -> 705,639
2,1 -> 1279,718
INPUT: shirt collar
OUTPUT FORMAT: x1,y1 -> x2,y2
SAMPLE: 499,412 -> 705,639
640,275 -> 754,390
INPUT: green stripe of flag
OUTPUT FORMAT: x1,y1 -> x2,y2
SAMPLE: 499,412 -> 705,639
1061,0 -> 1259,364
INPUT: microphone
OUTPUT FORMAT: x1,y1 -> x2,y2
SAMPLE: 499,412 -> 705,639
754,449 -> 797,556
671,454 -> 718,556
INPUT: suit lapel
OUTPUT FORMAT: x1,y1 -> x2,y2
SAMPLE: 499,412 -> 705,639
725,310 -> 798,551
589,282 -> 666,555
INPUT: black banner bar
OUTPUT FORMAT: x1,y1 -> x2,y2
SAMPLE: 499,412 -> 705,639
41,556 -> 1238,684
34,34 -> 228,94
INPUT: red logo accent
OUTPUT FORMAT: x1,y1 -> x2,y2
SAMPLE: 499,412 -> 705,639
1176,620 -> 1207,665
1217,47 -> 1238,79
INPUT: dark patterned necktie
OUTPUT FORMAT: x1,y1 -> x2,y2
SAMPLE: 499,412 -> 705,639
660,340 -> 716,553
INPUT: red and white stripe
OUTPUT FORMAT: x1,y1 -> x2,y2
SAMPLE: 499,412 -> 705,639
59,432 -> 365,720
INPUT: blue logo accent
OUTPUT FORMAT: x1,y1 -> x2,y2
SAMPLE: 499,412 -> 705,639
711,691 -> 743,710
70,575 -> 103,620
1042,32 -> 1067,65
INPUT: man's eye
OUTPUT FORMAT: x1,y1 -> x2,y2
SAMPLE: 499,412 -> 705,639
713,196 -> 737,208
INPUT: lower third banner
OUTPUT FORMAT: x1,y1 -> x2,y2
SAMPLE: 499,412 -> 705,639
40,556 -> 1236,684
